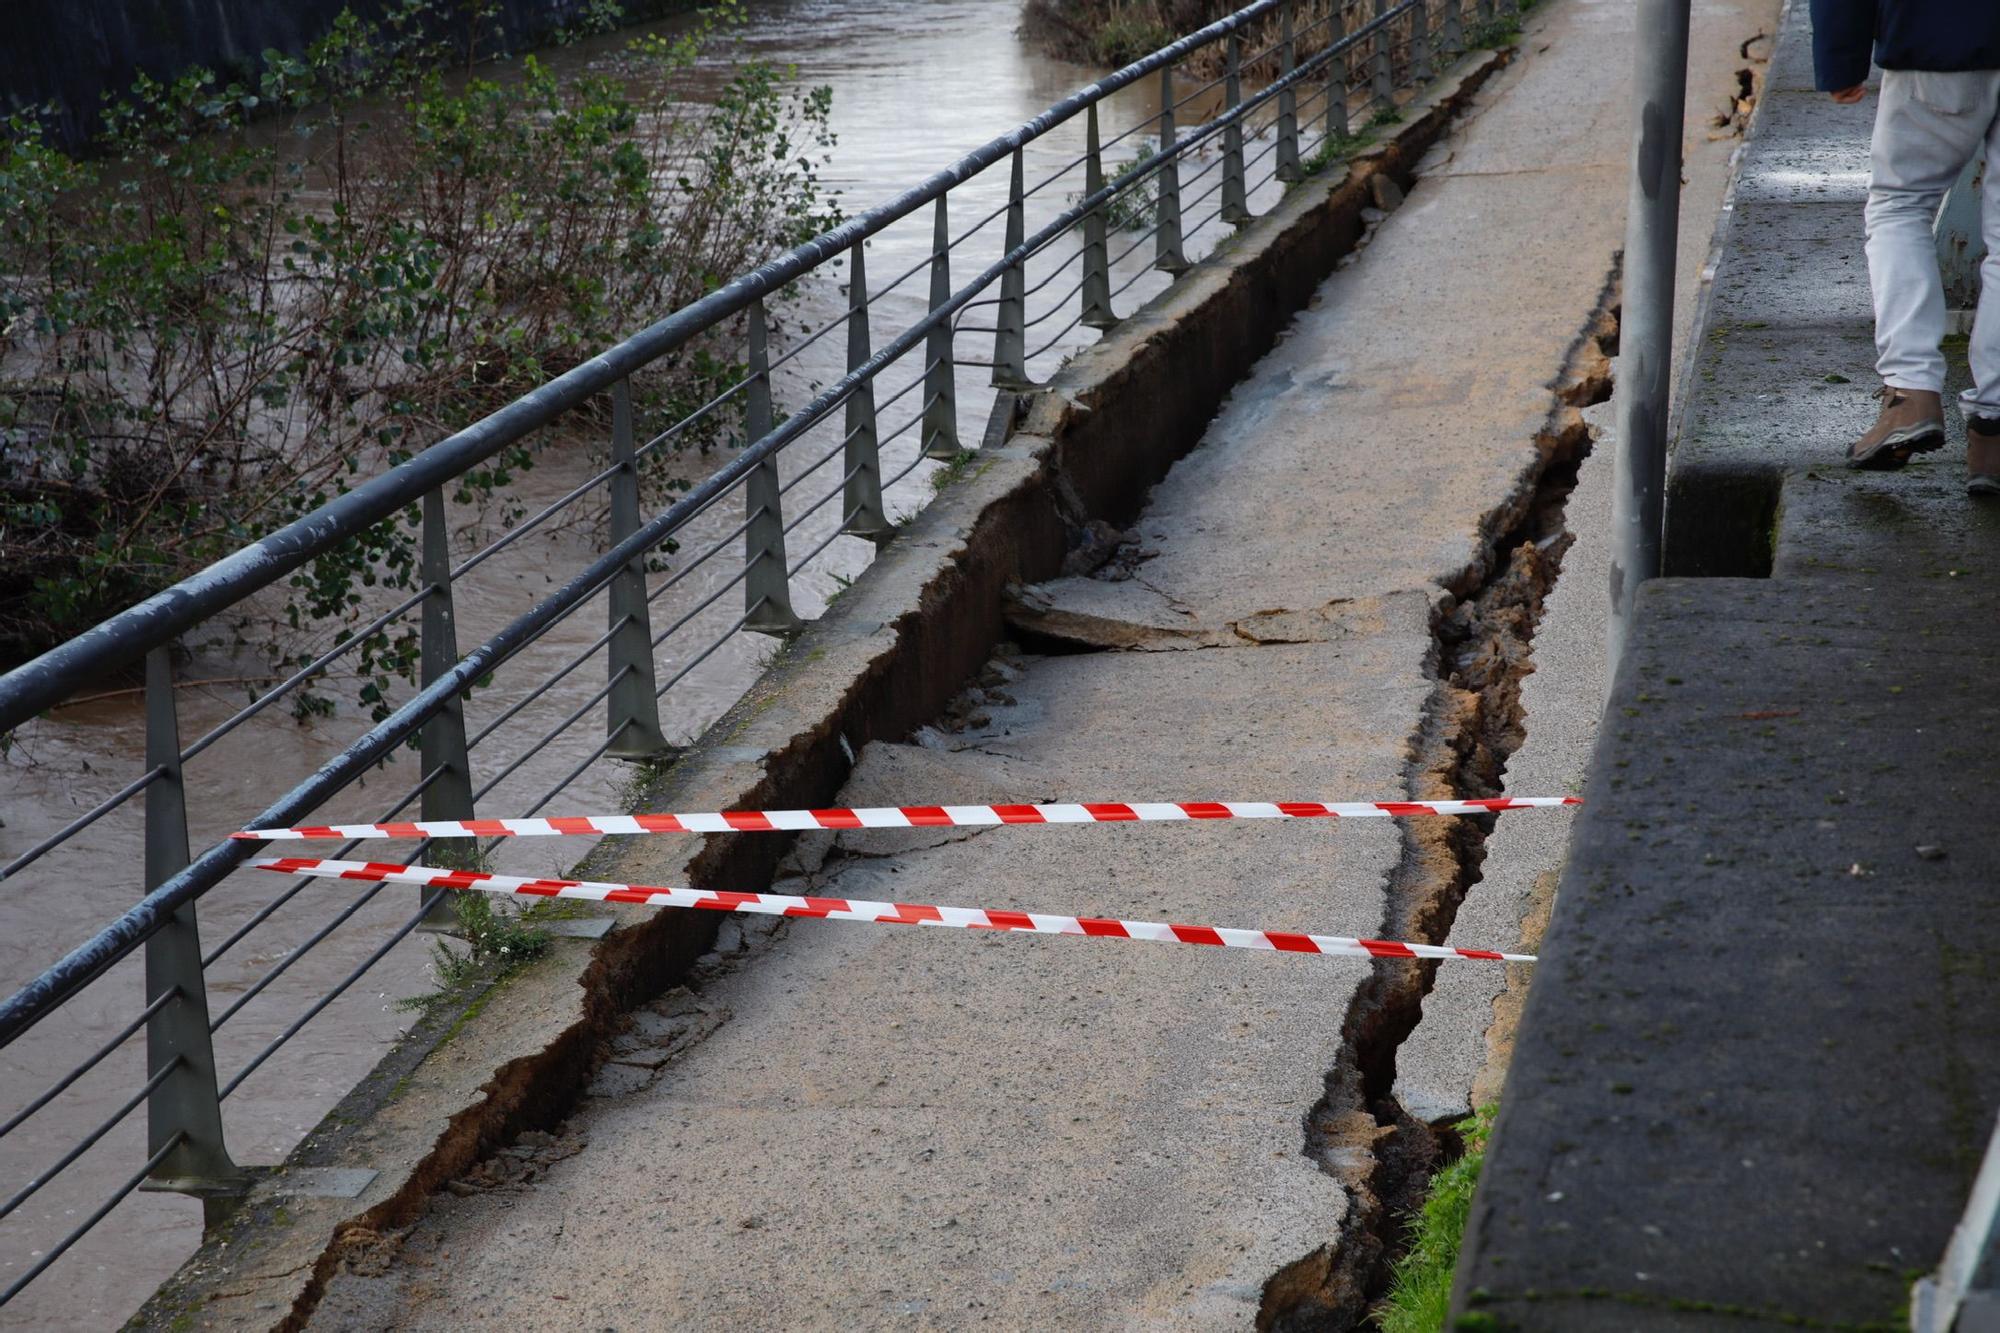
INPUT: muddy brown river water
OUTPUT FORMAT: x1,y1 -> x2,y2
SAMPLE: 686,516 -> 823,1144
0,1 -> 1289,1324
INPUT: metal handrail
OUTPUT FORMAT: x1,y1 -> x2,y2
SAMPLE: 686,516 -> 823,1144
0,0 -> 1300,735
0,0 -> 1494,1313
3,0 -> 1404,1032
1913,1111 -> 2000,1328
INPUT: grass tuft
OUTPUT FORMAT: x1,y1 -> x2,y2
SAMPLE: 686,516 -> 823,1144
929,448 -> 980,492
1376,1104 -> 1497,1333
396,892 -> 553,1012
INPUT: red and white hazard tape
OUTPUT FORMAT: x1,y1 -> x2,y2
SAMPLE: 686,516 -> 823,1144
234,795 -> 1579,842
254,857 -> 1536,964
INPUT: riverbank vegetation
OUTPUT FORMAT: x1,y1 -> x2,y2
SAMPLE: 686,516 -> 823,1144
1021,0 -> 1474,85
1022,0 -> 1347,69
0,0 -> 836,683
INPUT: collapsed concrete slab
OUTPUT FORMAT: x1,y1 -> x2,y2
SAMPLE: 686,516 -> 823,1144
311,628 -> 1431,1329
133,40 -> 1514,1333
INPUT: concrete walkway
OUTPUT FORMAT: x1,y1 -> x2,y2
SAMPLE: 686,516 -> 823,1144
302,2 -> 1775,1326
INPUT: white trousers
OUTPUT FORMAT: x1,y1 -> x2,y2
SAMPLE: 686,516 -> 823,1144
1867,69 -> 2000,413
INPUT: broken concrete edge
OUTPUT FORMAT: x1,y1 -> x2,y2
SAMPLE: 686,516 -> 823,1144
1345,9 -> 1783,1270
1383,47 -> 1786,1331
1256,275 -> 1622,1329
127,937 -> 604,1331
1462,296 -> 1622,1099
130,45 -> 1508,1333
1425,26 -> 1775,1117
1442,8 -> 1932,1326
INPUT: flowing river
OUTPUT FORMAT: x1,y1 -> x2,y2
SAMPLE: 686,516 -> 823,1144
0,1 -> 1285,1324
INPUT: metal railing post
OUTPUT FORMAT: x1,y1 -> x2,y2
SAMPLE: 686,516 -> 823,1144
1442,0 -> 1465,57
922,196 -> 962,459
419,487 -> 478,921
139,646 -> 246,1201
1412,0 -> 1435,82
1912,1112 -> 2000,1330
1327,2 -> 1352,142
1372,0 -> 1394,110
1222,33 -> 1251,221
744,299 -> 803,633
1082,104 -> 1120,324
604,378 -> 669,758
1276,1 -> 1302,182
1479,0 -> 1496,28
1607,0 -> 1690,665
842,242 -> 893,539
1937,156 -> 1987,322
993,149 -> 1030,387
1156,66 -> 1188,272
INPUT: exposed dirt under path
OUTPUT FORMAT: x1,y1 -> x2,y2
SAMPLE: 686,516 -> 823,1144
294,1 -> 1777,1325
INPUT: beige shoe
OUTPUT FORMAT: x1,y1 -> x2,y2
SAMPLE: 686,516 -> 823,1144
1846,385 -> 1946,470
1969,415 -> 2000,497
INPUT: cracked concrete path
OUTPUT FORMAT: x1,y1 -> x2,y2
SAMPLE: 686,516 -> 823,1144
1396,0 -> 1781,1123
304,0 -> 1775,1325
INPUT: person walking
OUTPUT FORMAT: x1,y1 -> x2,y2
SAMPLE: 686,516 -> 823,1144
1814,0 -> 2000,493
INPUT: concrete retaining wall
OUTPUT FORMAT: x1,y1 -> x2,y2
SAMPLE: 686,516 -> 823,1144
1451,5 -> 2000,1324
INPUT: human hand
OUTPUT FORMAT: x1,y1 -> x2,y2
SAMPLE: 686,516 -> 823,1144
1830,85 -> 1867,104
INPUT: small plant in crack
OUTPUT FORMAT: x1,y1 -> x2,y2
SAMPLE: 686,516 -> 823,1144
613,750 -> 685,813
1469,0 -> 1539,48
1376,1104 -> 1497,1333
929,448 -> 980,492
399,888 -> 552,1012
1466,15 -> 1523,46
1300,130 -> 1371,178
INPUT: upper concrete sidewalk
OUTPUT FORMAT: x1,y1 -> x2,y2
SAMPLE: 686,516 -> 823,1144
206,2 -> 1771,1328
1454,4 -> 2000,1326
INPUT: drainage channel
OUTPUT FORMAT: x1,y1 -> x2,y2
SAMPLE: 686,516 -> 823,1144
1260,282 -> 1621,1330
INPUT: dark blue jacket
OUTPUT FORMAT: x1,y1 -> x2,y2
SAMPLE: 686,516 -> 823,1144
1810,0 -> 2000,92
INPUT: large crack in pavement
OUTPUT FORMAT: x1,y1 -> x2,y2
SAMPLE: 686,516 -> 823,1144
1258,282 -> 1620,1330
292,275 -> 1625,1331
250,0 -> 1800,1312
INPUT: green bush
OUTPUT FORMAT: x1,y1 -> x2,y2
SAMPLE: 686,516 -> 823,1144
1024,0 -> 1345,78
0,0 -> 837,698
1023,0 -> 1216,66
1071,135 -> 1161,232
